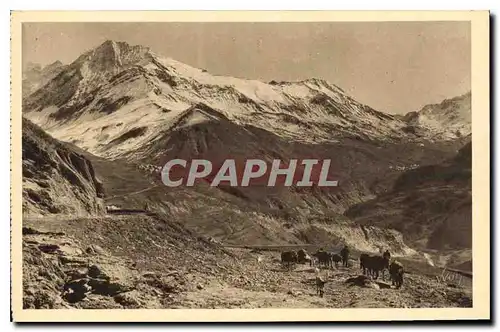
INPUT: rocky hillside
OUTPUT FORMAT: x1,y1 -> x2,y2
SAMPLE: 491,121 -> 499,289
22,215 -> 471,309
22,118 -> 105,216
22,213 -> 241,309
345,141 -> 472,253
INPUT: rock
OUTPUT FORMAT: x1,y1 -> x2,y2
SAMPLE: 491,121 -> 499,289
87,277 -> 133,296
23,227 -> 43,235
196,283 -> 204,290
114,291 -> 141,307
345,275 -> 371,286
65,269 -> 88,281
366,282 -> 380,290
142,274 -> 179,293
86,245 -> 105,255
457,295 -> 472,307
287,289 -> 302,296
346,275 -> 382,289
59,255 -> 86,265
38,244 -> 60,253
142,272 -> 158,278
375,281 -> 392,289
87,264 -> 110,280
37,270 -> 59,282
62,278 -> 92,303
24,289 -> 60,309
431,290 -> 446,297
24,287 -> 36,296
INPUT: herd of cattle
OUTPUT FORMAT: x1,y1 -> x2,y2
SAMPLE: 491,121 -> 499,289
280,248 -> 349,269
280,247 -> 405,294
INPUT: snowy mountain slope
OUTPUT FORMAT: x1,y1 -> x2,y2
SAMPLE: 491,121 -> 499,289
23,40 -> 413,161
403,92 -> 471,140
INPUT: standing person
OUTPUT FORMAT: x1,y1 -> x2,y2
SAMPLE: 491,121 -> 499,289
383,249 -> 391,260
340,245 -> 350,268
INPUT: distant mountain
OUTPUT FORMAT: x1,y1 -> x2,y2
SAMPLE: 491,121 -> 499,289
22,117 -> 105,216
403,92 -> 471,140
22,60 -> 67,98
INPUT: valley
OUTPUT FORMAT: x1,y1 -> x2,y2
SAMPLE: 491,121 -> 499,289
21,40 -> 473,309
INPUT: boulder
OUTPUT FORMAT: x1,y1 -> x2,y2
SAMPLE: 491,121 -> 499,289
87,264 -> 110,280
38,244 -> 60,253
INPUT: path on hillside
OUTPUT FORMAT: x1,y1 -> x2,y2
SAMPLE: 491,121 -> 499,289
107,185 -> 162,200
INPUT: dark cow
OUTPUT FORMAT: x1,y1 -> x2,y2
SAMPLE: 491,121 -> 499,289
297,249 -> 310,264
359,253 -> 370,274
281,251 -> 298,270
313,250 -> 332,268
360,254 -> 390,279
331,254 -> 342,268
372,255 -> 390,280
389,261 -> 404,288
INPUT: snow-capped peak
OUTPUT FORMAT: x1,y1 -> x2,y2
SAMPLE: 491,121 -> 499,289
74,40 -> 152,75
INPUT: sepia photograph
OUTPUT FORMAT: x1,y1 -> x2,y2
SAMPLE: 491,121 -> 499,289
10,11 -> 490,322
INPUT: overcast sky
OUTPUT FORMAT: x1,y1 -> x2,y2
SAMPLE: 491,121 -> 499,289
22,22 -> 471,114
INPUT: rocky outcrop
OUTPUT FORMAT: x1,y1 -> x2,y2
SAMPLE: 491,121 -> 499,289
22,118 -> 105,216
22,214 -> 241,309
